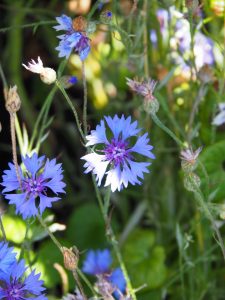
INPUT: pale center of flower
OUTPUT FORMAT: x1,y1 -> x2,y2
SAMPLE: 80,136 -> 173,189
104,139 -> 130,166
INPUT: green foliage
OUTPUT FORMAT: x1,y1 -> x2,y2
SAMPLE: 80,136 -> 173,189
122,229 -> 167,290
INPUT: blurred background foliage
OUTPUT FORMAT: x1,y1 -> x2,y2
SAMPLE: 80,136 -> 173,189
0,0 -> 225,299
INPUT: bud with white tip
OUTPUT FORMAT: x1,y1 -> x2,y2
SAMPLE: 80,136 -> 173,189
22,57 -> 56,85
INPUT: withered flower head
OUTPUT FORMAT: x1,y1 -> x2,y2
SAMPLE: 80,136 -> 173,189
180,146 -> 202,172
126,77 -> 157,101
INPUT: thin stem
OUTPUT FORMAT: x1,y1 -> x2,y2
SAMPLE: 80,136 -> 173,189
72,270 -> 87,300
77,268 -> 97,296
37,214 -> 63,252
187,84 -> 207,144
92,180 -> 137,300
56,80 -> 85,142
191,178 -> 225,261
82,61 -> 88,136
150,113 -> 183,147
0,215 -> 6,241
143,0 -> 149,78
10,112 -> 22,187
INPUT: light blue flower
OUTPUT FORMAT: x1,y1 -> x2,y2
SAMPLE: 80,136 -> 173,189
82,249 -> 112,275
0,253 -> 47,299
0,242 -> 16,280
1,153 -> 66,219
54,14 -> 90,61
81,115 -> 155,192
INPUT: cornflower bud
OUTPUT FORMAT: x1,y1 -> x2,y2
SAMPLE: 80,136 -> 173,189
59,75 -> 78,89
126,77 -> 159,113
180,147 -> 202,172
22,57 -> 56,85
62,247 -> 79,271
100,10 -> 113,23
5,85 -> 21,114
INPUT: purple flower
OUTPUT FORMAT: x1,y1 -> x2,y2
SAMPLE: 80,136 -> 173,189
0,242 -> 16,280
0,243 -> 47,299
54,14 -> 90,61
1,153 -> 66,219
81,115 -> 155,192
82,249 -> 112,275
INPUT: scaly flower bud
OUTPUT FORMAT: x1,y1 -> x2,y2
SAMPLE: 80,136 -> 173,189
22,57 -> 56,85
5,85 -> 21,114
180,146 -> 202,172
62,247 -> 79,271
126,77 -> 159,113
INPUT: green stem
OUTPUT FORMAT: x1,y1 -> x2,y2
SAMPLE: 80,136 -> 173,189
150,113 -> 183,147
37,214 -> 63,252
56,80 -> 85,142
190,178 -> 225,261
29,85 -> 57,151
92,180 -> 137,300
0,215 -> 6,241
82,62 -> 88,136
77,268 -> 97,296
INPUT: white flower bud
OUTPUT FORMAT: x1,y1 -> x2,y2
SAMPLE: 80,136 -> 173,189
22,56 -> 56,85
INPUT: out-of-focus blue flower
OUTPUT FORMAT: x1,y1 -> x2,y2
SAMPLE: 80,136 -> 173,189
0,243 -> 47,300
1,153 -> 66,219
82,249 -> 112,275
81,115 -> 155,192
82,249 -> 126,299
150,9 -> 169,46
174,19 -> 214,69
109,268 -> 126,299
0,242 -> 16,280
54,14 -> 90,61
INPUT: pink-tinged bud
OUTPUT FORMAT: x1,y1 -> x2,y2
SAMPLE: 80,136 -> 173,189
180,147 -> 202,172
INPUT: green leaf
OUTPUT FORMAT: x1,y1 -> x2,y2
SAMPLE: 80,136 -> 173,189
122,229 -> 167,290
199,141 -> 225,202
66,203 -> 106,250
0,215 -> 26,243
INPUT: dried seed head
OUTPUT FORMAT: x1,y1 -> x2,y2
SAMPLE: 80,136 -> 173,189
62,247 -> 78,271
5,86 -> 21,114
72,16 -> 87,32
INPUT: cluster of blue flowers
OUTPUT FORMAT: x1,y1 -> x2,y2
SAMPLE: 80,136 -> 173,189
0,11 -> 155,300
82,249 -> 126,299
0,242 -> 47,299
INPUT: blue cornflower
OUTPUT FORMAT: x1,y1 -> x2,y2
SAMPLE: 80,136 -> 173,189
81,115 -> 155,192
109,268 -> 126,299
82,249 -> 126,299
54,14 -> 90,61
0,242 -> 16,280
0,243 -> 47,299
1,153 -> 66,219
82,249 -> 112,275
